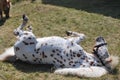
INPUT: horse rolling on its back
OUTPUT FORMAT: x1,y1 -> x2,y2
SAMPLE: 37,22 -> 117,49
0,15 -> 119,78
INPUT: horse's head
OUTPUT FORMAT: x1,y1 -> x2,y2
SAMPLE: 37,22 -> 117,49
93,36 -> 113,73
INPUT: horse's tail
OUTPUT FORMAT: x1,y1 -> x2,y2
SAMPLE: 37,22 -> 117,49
54,67 -> 108,77
0,47 -> 16,62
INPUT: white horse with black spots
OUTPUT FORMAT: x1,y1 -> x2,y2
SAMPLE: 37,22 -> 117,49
0,15 -> 119,78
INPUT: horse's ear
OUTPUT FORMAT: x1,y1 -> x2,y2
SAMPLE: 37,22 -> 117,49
96,36 -> 105,43
27,25 -> 32,32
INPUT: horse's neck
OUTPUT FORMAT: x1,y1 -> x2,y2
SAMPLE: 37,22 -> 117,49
84,51 -> 100,62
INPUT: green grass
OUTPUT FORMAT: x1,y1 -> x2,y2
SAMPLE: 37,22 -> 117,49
0,0 -> 120,80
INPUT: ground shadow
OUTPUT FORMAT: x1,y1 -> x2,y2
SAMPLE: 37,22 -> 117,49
6,60 -> 119,75
42,0 -> 120,19
0,18 -> 7,26
10,60 -> 54,73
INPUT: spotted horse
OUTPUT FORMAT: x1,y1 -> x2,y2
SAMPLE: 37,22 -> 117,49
0,15 -> 119,78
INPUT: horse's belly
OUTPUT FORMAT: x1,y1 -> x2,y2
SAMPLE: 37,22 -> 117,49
14,36 -> 67,64
35,37 -> 84,66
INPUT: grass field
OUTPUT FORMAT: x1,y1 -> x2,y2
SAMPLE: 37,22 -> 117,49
0,0 -> 120,80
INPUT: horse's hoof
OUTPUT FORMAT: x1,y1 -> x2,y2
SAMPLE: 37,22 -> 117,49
66,31 -> 72,36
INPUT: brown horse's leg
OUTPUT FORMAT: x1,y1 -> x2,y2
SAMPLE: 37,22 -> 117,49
3,0 -> 10,19
4,6 -> 10,18
0,9 -> 3,21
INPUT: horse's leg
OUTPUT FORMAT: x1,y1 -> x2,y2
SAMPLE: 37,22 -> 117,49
4,6 -> 10,19
65,31 -> 85,44
0,9 -> 3,21
54,67 -> 108,77
0,1 -> 3,21
4,8 -> 10,19
3,0 -> 10,19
